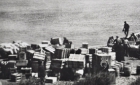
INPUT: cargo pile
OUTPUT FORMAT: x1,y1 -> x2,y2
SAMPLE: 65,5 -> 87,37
0,36 -> 138,84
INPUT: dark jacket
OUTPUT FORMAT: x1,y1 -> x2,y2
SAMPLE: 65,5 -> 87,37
124,23 -> 130,31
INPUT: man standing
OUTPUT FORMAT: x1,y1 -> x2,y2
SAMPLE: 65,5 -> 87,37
123,21 -> 130,38
113,36 -> 124,62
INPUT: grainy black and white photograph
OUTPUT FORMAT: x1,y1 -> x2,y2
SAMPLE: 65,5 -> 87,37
0,0 -> 140,85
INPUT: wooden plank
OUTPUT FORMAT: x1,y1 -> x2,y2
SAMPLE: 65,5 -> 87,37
16,60 -> 28,66
19,52 -> 26,60
33,53 -> 45,60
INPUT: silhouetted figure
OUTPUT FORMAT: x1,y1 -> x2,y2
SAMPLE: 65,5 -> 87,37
113,36 -> 122,52
75,49 -> 81,54
129,33 -> 137,42
113,36 -> 124,62
123,21 -> 130,38
70,49 -> 75,54
107,36 -> 114,47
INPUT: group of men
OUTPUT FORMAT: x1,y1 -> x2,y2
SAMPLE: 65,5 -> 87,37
108,21 -> 140,62
38,21 -> 132,84
107,21 -> 132,62
113,36 -> 130,62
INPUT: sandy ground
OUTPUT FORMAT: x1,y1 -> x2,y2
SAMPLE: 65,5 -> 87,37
116,57 -> 140,85
0,0 -> 140,47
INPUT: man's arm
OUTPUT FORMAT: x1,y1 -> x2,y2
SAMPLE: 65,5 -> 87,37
122,24 -> 125,31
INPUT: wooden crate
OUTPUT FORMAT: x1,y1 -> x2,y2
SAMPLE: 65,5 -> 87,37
32,73 -> 38,77
26,50 -> 35,60
54,48 -> 71,59
8,55 -> 17,60
92,53 -> 111,74
33,52 -> 45,60
68,54 -> 86,69
99,47 -> 112,53
46,52 -> 51,61
31,44 -> 39,50
108,69 -> 116,84
7,60 -> 16,68
25,73 -> 32,79
51,37 -> 63,45
85,54 -> 92,62
42,41 -> 50,44
21,67 -> 32,74
1,60 -> 16,68
65,43 -> 75,48
82,42 -> 88,49
108,52 -> 116,61
85,54 -> 92,68
16,60 -> 28,66
69,54 -> 85,61
45,77 -> 57,83
80,48 -> 89,54
89,48 -> 98,54
18,52 -> 26,60
50,59 -> 68,70
19,46 -> 27,52
10,68 -> 17,74
31,61 -> 39,73
44,46 -> 55,54
0,61 -> 10,79
10,73 -> 22,82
